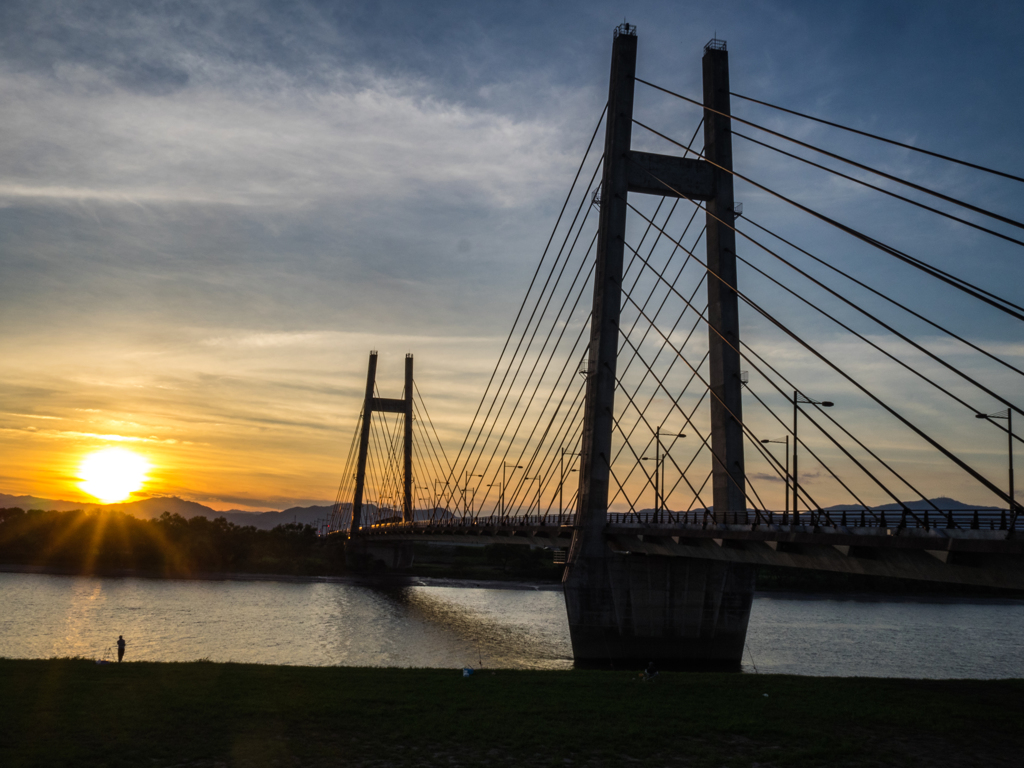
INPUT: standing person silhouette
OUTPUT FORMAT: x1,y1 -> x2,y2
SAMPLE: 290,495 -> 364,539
116,635 -> 126,663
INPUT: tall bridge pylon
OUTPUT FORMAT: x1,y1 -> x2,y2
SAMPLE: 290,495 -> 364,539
350,351 -> 414,536
564,26 -> 755,666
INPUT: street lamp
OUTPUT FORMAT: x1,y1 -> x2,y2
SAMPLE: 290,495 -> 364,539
761,437 -> 790,521
433,478 -> 453,520
793,391 -> 833,524
524,476 -> 540,519
641,427 -> 686,522
976,409 -> 1016,528
417,486 -> 430,519
559,448 -> 580,524
463,472 -> 484,518
501,463 -> 523,521
485,483 -> 498,521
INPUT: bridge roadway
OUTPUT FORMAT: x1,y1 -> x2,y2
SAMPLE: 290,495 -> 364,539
355,510 -> 1024,591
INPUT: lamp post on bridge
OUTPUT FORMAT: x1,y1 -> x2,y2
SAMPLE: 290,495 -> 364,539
641,427 -> 686,523
976,409 -> 1017,531
485,483 -> 498,521
793,391 -> 833,525
524,476 -> 540,522
463,472 -> 483,519
559,447 -> 580,526
433,479 -> 451,520
416,486 -> 430,521
761,437 -> 790,522
501,463 -> 522,522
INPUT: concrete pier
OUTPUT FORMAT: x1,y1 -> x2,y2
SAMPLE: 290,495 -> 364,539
564,554 -> 754,667
564,28 -> 754,667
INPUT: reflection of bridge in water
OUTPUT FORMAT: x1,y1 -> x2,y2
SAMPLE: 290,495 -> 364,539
331,25 -> 1024,667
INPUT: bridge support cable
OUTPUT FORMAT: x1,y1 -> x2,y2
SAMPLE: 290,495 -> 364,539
445,108 -> 607,497
383,401 -> 407,511
414,382 -> 455,478
498,197 -> 705,517
622,199 -> 1011,515
662,388 -> 713,513
728,91 -> 1024,186
596,205 -> 706,473
376,395 -> 407,516
605,267 -> 711,492
740,374 -> 886,516
411,384 -> 459,515
469,269 -> 594,516
614,236 -> 759,512
730,237 -> 1023,418
630,117 -> 1024,322
740,380 -> 873,514
740,214 -> 1024,382
467,235 -> 597,511
411,412 -> 450,518
479,171 -> 691,514
635,78 -> 1024,235
612,372 -> 715,513
734,130 -> 1024,249
619,136 -> 1022,510
330,408 -> 364,532
606,212 -> 709,467
608,120 -> 705,387
498,345 -> 592,517
459,168 -> 602,510
620,156 -> 1024,512
490,357 -> 590,520
369,414 -> 399,521
615,301 -> 765,515
606,340 -> 712,513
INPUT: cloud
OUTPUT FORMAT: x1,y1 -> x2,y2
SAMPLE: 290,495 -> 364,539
0,57 -> 580,210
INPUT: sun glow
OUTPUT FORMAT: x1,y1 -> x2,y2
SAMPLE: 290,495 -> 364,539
78,448 -> 151,503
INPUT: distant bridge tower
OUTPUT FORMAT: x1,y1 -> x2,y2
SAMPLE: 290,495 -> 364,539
564,26 -> 755,666
350,351 -> 414,535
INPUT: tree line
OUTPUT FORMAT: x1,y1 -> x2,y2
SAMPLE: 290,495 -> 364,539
0,508 -> 345,576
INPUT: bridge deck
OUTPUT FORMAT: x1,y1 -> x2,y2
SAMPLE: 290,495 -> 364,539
352,512 -> 1024,590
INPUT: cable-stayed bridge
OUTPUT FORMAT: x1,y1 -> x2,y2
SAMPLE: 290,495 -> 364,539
329,26 -> 1023,666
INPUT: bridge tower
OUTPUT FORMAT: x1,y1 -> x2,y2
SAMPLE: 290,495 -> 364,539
564,26 -> 755,667
348,352 -> 415,567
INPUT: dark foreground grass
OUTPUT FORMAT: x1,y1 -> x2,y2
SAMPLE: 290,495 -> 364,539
1,660 -> 1021,767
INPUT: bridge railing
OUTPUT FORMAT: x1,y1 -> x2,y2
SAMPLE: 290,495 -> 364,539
357,507 -> 1016,533
606,508 -> 1017,532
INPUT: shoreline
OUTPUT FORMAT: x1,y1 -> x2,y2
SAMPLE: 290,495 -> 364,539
4,562 -> 1023,602
0,563 -> 562,591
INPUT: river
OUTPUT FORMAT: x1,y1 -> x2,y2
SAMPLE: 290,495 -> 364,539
1,571 -> 1021,677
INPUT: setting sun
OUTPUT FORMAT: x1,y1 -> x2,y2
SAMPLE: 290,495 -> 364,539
78,448 -> 151,503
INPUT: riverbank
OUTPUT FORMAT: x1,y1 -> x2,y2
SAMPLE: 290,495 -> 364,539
1,659 -> 1021,767
0,562 -> 562,591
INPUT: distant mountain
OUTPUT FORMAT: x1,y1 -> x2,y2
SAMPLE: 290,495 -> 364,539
0,492 -> 335,530
634,497 -> 1007,516
0,492 -> 454,531
0,493 -> 93,512
106,497 -> 225,520
824,497 -> 1003,512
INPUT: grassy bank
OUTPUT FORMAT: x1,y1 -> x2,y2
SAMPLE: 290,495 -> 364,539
1,660 -> 1021,767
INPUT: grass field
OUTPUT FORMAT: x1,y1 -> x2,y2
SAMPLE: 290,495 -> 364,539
1,659 -> 1021,767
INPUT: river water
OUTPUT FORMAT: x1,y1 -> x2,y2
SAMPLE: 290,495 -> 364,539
1,571 -> 1021,678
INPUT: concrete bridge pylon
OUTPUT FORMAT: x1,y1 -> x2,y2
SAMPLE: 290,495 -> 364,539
563,26 -> 755,667
348,351 -> 415,568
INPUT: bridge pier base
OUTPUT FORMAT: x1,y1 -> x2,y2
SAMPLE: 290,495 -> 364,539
346,540 -> 415,570
563,554 -> 754,668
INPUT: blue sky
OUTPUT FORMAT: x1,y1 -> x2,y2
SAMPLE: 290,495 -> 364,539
1,0 -> 1022,511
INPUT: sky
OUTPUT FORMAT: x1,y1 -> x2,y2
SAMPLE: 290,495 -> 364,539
2,0 -> 1023,512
